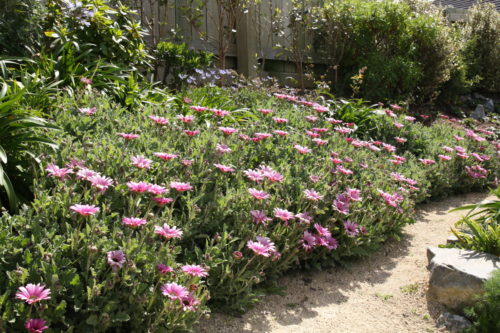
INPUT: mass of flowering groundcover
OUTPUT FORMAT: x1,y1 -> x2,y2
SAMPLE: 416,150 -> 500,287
0,89 -> 498,332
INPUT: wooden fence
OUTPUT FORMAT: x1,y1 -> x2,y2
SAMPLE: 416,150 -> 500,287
128,0 -> 319,78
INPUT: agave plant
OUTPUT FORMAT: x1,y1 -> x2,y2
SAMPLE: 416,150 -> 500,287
0,83 -> 58,211
450,187 -> 500,256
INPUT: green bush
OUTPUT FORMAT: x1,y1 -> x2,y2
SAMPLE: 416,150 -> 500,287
463,1 -> 500,93
314,0 -> 462,104
464,269 -> 500,333
0,0 -> 47,56
450,186 -> 500,256
154,42 -> 214,88
0,84 -> 58,212
0,88 -> 498,331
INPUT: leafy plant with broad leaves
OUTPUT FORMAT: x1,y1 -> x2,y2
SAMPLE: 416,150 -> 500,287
0,84 -> 58,211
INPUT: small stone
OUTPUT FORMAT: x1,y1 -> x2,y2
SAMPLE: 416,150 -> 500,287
471,105 -> 486,120
436,312 -> 472,332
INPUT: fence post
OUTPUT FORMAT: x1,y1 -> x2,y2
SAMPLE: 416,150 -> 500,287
236,3 -> 257,78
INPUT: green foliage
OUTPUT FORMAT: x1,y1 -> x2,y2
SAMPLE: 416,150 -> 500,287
464,269 -> 500,333
450,187 -> 500,256
154,42 -> 214,88
0,0 -> 47,56
462,1 -> 500,93
0,87 -> 497,331
314,0 -> 462,104
0,84 -> 58,212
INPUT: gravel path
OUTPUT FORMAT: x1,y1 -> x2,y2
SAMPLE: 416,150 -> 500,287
198,192 -> 494,333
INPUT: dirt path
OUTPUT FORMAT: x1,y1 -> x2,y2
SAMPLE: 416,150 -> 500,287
198,192 -> 494,333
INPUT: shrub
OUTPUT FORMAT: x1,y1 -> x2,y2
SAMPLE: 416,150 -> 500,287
154,42 -> 214,88
0,85 -> 58,212
450,186 -> 500,256
0,88 -> 497,330
314,0 -> 462,104
462,1 -> 500,93
0,0 -> 47,56
464,269 -> 500,333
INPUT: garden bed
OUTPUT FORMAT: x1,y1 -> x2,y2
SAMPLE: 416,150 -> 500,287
0,88 -> 498,332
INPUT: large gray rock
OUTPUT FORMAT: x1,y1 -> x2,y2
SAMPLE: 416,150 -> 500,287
471,104 -> 486,120
484,98 -> 494,113
427,247 -> 499,310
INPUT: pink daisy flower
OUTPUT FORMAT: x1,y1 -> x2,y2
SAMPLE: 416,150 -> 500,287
80,77 -> 92,85
273,208 -> 295,222
190,106 -> 208,112
152,197 -> 174,205
218,127 -> 238,135
214,164 -> 235,173
314,223 -> 331,237
327,118 -> 343,124
181,293 -> 200,312
157,264 -> 174,274
395,137 -> 407,143
294,144 -> 311,154
419,158 -> 436,165
122,217 -> 147,228
177,115 -> 195,123
161,283 -> 188,300
304,189 -> 323,201
149,115 -> 169,125
404,116 -> 416,122
88,175 -> 113,192
148,184 -> 167,195
250,210 -> 272,225
244,169 -> 265,182
346,188 -> 362,201
25,319 -> 49,333
314,105 -> 329,113
394,122 -> 404,129
296,212 -> 313,224
170,181 -> 192,192
76,168 -> 98,180
253,132 -> 272,140
305,115 -> 318,122
301,231 -> 317,251
181,265 -> 209,277
216,143 -> 232,154
181,159 -> 193,166
107,250 -> 126,270
154,152 -> 178,161
273,117 -> 288,123
16,284 -> 51,304
155,224 -> 183,240
247,237 -> 276,257
258,108 -> 273,115
273,130 -> 289,136
211,109 -> 231,117
344,220 -> 359,237
131,155 -> 152,169
117,133 -> 140,140
312,138 -> 328,146
248,188 -> 270,200
46,163 -> 73,179
78,107 -> 97,115
442,146 -> 454,153
70,204 -> 99,216
127,181 -> 151,193
438,154 -> 452,161
183,130 -> 200,137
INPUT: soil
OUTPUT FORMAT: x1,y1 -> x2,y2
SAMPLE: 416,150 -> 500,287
197,192 -> 495,333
